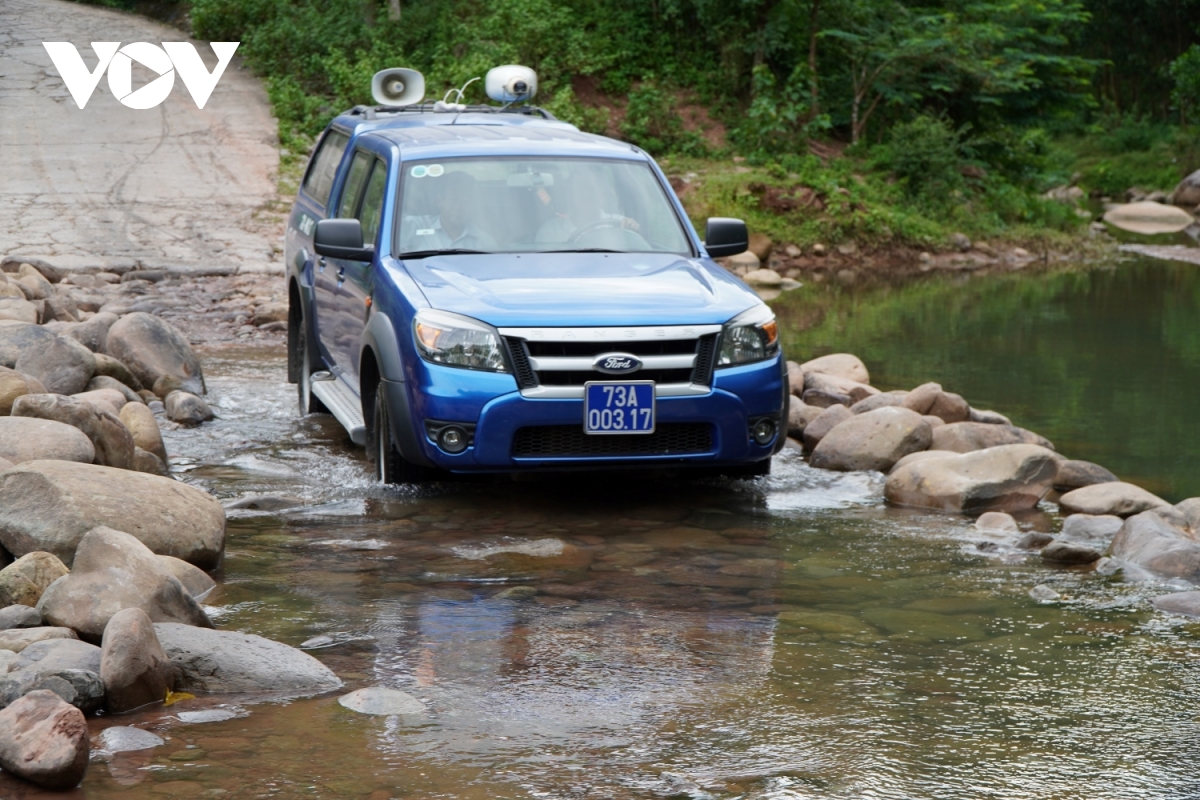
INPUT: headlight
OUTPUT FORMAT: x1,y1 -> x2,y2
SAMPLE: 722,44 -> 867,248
717,305 -> 779,367
413,309 -> 509,372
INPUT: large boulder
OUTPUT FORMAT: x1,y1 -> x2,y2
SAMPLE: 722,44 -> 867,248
0,417 -> 95,466
105,313 -> 204,395
1176,498 -> 1200,533
799,353 -> 869,384
1103,201 -> 1195,234
8,639 -> 101,677
802,404 -> 853,451
153,623 -> 343,695
12,393 -> 134,470
0,669 -> 105,716
91,352 -> 143,391
1060,513 -> 1124,545
0,298 -> 38,324
786,401 -> 824,437
1112,511 -> 1200,583
1058,481 -> 1170,517
850,391 -> 906,414
61,316 -> 113,353
0,323 -> 55,368
158,555 -> 215,599
100,608 -> 178,713
1170,169 -> 1200,207
0,367 -> 47,415
0,605 -> 42,630
37,526 -> 213,643
930,422 -> 1054,453
0,628 -> 77,654
14,336 -> 95,396
884,444 -> 1058,514
0,460 -> 225,568
810,407 -> 932,472
1152,591 -> 1200,618
0,552 -> 70,608
88,375 -> 141,405
1053,459 -> 1118,493
0,690 -> 89,790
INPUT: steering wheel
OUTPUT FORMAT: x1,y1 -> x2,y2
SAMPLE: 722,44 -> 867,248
567,218 -> 623,243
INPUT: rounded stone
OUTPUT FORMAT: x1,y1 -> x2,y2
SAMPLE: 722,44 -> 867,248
338,687 -> 425,716
97,726 -> 164,753
0,690 -> 90,789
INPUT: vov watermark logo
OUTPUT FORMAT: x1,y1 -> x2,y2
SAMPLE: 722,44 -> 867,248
43,42 -> 239,109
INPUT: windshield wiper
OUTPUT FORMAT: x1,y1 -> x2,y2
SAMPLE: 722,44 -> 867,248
398,249 -> 490,259
542,248 -> 623,253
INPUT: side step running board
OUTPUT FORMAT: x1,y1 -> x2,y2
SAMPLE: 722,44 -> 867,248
310,373 -> 367,445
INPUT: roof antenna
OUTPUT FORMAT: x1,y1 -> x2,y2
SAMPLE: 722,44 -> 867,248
434,77 -> 480,112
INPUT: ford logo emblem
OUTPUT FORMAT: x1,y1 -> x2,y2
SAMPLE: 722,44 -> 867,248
593,353 -> 643,375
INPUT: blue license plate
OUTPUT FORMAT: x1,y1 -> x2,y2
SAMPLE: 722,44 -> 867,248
584,381 -> 655,434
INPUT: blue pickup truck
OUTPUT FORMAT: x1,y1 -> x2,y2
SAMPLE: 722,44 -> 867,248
284,67 -> 787,483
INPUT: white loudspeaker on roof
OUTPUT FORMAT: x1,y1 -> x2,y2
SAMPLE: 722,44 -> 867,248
371,68 -> 425,106
486,65 -> 537,102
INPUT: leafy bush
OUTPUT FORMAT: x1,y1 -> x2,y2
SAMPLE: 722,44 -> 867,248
874,114 -> 969,201
730,65 -> 829,156
619,82 -> 705,156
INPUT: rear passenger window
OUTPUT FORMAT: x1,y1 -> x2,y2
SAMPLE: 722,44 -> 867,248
301,130 -> 349,208
337,151 -> 373,219
358,160 -> 388,246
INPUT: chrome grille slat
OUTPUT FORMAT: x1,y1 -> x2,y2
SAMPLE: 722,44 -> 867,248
528,354 -> 696,371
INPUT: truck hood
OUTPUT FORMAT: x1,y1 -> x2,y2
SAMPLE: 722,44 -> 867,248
397,252 -> 762,327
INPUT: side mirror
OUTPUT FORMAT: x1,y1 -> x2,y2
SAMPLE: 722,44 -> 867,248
314,219 -> 374,261
704,218 -> 749,258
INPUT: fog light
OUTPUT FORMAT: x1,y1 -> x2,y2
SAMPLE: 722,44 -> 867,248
438,426 -> 468,454
751,418 -> 776,445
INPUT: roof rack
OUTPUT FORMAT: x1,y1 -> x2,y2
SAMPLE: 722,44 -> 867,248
347,103 -> 557,121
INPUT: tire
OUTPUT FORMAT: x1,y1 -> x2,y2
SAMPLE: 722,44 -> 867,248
294,307 -> 329,416
372,381 -> 439,484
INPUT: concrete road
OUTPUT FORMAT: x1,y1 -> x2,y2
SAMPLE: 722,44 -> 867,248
0,0 -> 281,274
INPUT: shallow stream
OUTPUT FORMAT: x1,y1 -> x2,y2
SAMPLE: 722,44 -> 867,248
66,255 -> 1200,800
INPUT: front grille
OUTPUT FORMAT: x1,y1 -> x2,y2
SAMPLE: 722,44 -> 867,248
537,368 -> 694,386
505,338 -> 538,390
512,423 -> 714,458
690,333 -> 718,385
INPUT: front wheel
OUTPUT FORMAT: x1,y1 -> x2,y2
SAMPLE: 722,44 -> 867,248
371,382 -> 440,484
293,306 -> 328,416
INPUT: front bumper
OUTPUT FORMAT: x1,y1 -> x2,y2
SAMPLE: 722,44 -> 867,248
386,353 -> 786,472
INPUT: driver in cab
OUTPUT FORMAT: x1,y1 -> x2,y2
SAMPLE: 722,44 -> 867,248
400,169 -> 496,253
535,178 -> 640,244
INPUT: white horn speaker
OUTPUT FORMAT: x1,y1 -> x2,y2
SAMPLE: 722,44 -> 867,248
371,68 -> 425,107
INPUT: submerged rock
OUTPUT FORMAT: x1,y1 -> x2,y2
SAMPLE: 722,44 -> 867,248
1040,540 -> 1102,565
338,687 -> 425,716
0,460 -> 225,568
96,726 -> 164,753
884,444 -> 1058,514
975,511 -> 1018,532
153,623 -> 343,695
1058,481 -> 1170,517
37,526 -> 213,642
1111,511 -> 1200,583
809,407 -> 932,472
0,690 -> 90,790
1060,514 -> 1124,544
1152,591 -> 1200,618
164,390 -> 213,425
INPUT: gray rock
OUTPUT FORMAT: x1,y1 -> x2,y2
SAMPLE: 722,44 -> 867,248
900,382 -> 943,415
91,352 -> 143,391
1152,590 -> 1200,618
1061,514 -> 1124,544
43,296 -> 78,324
158,556 -> 215,599
930,422 -> 1055,453
786,401 -> 823,437
921,414 -> 945,429
37,526 -> 213,643
119,402 -> 167,464
153,623 -> 343,695
0,416 -> 95,466
1170,168 -> 1200,207
1111,511 -> 1200,583
15,266 -> 54,299
885,444 -> 1058,514
802,388 -> 851,408
0,650 -> 14,673
0,552 -> 70,608
0,367 -> 47,415
8,639 -> 102,676
100,608 -> 177,713
1148,504 -> 1192,531
0,297 -> 38,324
1028,584 -> 1061,602
1176,498 -> 1200,533
1018,532 -> 1055,549
14,336 -> 95,396
164,390 -> 213,426
0,323 -> 55,369
804,371 -> 877,404
968,408 -> 1012,425
975,511 -> 1018,532
926,391 -> 969,424
105,313 -> 204,395
0,690 -> 90,790
0,460 -> 225,568
224,495 -> 305,511
176,709 -> 239,724
850,391 -> 907,414
12,393 -> 134,470
799,353 -> 869,384
0,628 -> 77,654
802,404 -> 853,451
97,726 -> 164,753
809,407 -> 932,472
0,605 -> 42,630
0,670 -> 105,715
72,388 -> 127,415
132,447 -> 170,477
337,687 -> 424,716
1054,459 -> 1118,493
786,361 -> 805,396
1040,540 -> 1102,565
1059,481 -> 1170,517
61,316 -> 113,353
87,375 -> 141,405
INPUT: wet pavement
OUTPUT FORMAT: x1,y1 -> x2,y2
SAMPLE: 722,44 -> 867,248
46,342 -> 1200,800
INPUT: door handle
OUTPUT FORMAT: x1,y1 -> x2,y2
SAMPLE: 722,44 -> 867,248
336,266 -> 346,286
317,256 -> 326,272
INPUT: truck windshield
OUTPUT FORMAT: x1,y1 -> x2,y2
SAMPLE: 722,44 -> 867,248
395,157 -> 691,256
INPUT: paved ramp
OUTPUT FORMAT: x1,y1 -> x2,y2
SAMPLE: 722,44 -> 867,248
0,0 -> 280,274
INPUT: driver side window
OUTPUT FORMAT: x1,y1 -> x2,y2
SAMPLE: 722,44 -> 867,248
337,151 -> 373,220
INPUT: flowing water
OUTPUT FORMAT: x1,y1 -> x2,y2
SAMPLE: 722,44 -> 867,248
60,255 -> 1200,800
